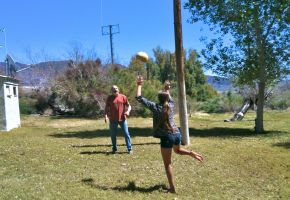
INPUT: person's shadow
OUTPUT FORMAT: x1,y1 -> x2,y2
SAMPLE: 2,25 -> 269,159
49,127 -> 153,139
82,178 -> 167,193
79,151 -> 129,155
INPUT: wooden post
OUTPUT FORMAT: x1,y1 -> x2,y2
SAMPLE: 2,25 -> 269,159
173,0 -> 190,145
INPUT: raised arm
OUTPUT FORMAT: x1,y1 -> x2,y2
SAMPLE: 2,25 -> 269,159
136,75 -> 143,97
135,76 -> 157,111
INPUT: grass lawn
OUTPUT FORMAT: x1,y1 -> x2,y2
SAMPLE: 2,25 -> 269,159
0,110 -> 289,200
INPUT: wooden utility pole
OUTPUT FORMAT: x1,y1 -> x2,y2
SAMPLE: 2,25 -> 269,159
102,24 -> 120,64
173,0 -> 189,145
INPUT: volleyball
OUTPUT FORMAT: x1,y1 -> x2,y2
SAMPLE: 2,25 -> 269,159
136,51 -> 149,62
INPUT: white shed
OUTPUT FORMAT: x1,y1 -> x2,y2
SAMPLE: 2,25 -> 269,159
0,75 -> 21,131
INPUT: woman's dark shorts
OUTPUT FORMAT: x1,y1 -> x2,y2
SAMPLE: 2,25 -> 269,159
160,132 -> 182,148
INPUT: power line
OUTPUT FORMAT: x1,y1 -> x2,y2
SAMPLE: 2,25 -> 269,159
1,28 -> 8,76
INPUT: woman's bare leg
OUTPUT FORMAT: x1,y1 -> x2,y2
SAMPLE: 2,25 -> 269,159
173,145 -> 204,162
160,147 -> 176,193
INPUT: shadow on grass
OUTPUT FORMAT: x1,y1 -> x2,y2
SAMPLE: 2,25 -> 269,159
82,178 -> 167,193
75,142 -> 159,155
189,127 -> 284,138
80,151 -> 139,155
80,151 -> 126,155
49,127 -> 283,139
49,127 -> 153,139
72,142 -> 159,148
273,142 -> 290,149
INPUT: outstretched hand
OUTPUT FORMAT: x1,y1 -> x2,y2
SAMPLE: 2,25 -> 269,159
136,75 -> 144,85
164,80 -> 171,91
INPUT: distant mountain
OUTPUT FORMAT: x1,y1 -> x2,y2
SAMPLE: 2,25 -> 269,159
206,75 -> 234,92
1,60 -> 236,91
0,60 -> 69,86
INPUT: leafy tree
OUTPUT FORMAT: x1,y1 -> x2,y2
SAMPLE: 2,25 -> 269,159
266,83 -> 290,110
128,56 -> 147,78
221,91 -> 244,112
153,46 -> 177,82
146,60 -> 161,81
151,47 -> 217,101
197,97 -> 223,113
185,0 -> 289,132
128,55 -> 160,81
51,59 -> 106,117
185,49 -> 217,100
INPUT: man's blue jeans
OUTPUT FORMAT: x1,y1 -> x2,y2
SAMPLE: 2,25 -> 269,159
109,120 -> 132,152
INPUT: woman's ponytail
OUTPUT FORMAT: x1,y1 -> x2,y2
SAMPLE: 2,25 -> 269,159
162,100 -> 174,132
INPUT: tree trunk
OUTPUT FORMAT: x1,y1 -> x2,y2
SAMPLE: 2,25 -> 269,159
255,81 -> 265,133
254,4 -> 266,133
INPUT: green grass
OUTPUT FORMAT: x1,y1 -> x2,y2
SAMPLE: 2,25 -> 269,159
0,110 -> 289,200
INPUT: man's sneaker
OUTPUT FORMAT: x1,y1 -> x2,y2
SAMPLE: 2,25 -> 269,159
128,150 -> 133,155
112,150 -> 117,154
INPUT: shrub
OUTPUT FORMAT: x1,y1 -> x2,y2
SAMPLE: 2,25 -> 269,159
51,60 -> 106,117
266,90 -> 290,110
197,97 -> 223,113
35,92 -> 50,113
19,97 -> 37,114
219,91 -> 244,112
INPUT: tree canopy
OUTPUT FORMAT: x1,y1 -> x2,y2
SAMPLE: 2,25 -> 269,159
47,47 -> 217,117
185,0 -> 289,132
185,0 -> 289,84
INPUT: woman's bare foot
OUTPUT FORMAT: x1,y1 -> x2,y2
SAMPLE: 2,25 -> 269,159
167,188 -> 176,193
191,151 -> 204,162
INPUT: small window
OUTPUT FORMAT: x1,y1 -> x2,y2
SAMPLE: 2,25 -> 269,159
13,86 -> 17,96
6,85 -> 11,98
6,85 -> 10,94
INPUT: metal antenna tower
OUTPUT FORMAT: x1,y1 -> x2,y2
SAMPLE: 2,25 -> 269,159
102,24 -> 119,64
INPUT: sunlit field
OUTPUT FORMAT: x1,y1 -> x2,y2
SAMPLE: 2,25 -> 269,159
1,110 -> 289,200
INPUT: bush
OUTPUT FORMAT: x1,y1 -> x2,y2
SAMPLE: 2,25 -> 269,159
35,92 -> 50,113
19,97 -> 37,114
197,97 -> 223,113
267,99 -> 289,110
219,91 -> 244,112
266,90 -> 290,110
51,60 -> 107,117
131,79 -> 163,117
186,96 -> 198,116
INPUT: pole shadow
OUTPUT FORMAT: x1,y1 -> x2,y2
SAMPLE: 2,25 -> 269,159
49,127 -> 284,140
82,178 -> 167,193
272,142 -> 290,149
188,127 -> 284,138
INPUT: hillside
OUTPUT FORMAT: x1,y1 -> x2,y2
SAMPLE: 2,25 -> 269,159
206,75 -> 234,92
0,60 -> 69,86
0,60 -> 234,91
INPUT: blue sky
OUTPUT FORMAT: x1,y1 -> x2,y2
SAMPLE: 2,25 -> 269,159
0,0 -> 216,73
